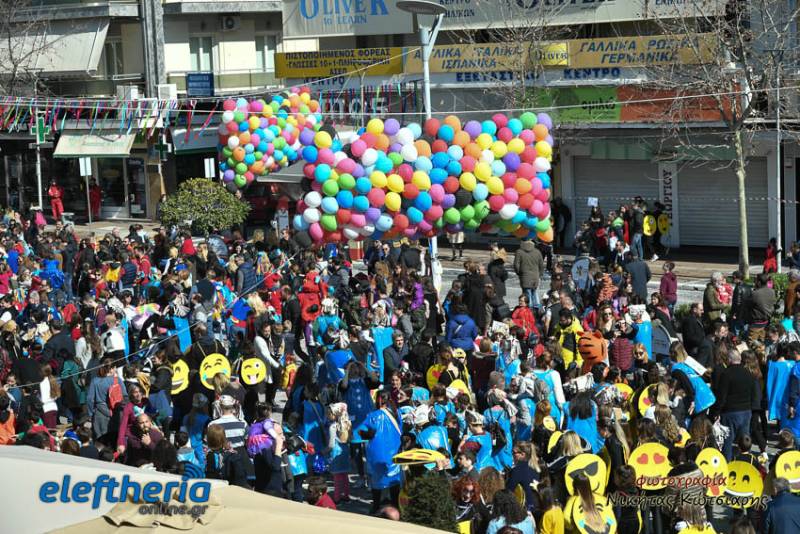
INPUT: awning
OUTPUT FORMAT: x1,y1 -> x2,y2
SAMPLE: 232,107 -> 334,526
0,18 -> 109,76
54,130 -> 135,158
170,126 -> 219,154
255,170 -> 304,184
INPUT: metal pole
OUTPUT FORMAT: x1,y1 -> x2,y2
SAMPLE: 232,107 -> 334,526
777,60 -> 783,272
35,142 -> 43,211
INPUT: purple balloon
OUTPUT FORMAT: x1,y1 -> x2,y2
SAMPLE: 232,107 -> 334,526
442,193 -> 456,209
352,163 -> 366,178
223,169 -> 235,182
299,129 -> 315,146
365,207 -> 381,223
445,223 -> 464,233
259,118 -> 269,129
389,143 -> 403,153
502,152 -> 521,172
384,118 -> 401,136
464,120 -> 482,139
537,113 -> 553,130
545,134 -> 555,147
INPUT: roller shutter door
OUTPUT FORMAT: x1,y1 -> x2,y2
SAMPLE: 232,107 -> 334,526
572,157 -> 660,224
677,159 -> 768,247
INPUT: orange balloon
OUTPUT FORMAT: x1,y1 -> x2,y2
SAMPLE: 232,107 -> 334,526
375,134 -> 390,151
238,132 -> 251,145
537,227 -> 554,243
453,130 -> 470,148
465,142 -> 482,159
250,161 -> 265,174
232,147 -> 245,161
415,140 -> 432,158
514,226 -> 529,238
533,124 -> 549,142
443,115 -> 462,132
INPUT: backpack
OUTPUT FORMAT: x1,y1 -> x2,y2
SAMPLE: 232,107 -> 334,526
488,421 -> 507,451
107,375 -> 123,410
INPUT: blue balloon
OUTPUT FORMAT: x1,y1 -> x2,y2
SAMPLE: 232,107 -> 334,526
353,195 -> 369,212
273,150 -> 285,161
429,168 -> 448,184
258,141 -> 269,153
293,214 -> 309,231
277,109 -> 289,119
512,211 -> 527,224
376,155 -> 394,173
507,118 -> 523,136
526,216 -> 539,228
408,207 -> 424,225
446,161 -> 462,177
236,97 -> 248,108
415,156 -> 433,172
244,144 -> 255,154
332,140 -> 343,152
238,121 -> 249,132
273,95 -> 284,104
263,129 -> 275,142
491,160 -> 506,177
355,177 -> 372,194
481,120 -> 497,136
473,183 -> 489,201
407,122 -> 422,139
376,214 -> 393,232
244,154 -> 256,165
537,172 -> 551,189
438,124 -> 454,143
336,190 -> 354,209
321,197 -> 339,214
314,164 -> 331,183
414,191 -> 432,212
447,145 -> 463,161
432,152 -> 451,169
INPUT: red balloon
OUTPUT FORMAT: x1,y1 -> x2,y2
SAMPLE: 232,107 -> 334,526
403,183 -> 420,200
361,132 -> 377,148
460,156 -> 476,173
303,163 -> 317,178
397,164 -> 414,182
518,193 -> 534,210
328,230 -> 342,242
424,118 -> 441,137
336,209 -> 352,225
296,200 -> 307,212
394,214 -> 410,231
492,113 -> 509,128
431,139 -> 449,153
497,127 -> 514,143
502,173 -> 517,189
488,194 -> 505,212
517,163 -> 535,179
444,176 -> 460,193
520,146 -> 538,163
426,204 -> 443,221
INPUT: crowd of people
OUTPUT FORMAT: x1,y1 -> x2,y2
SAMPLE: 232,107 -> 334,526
1,199 -> 800,534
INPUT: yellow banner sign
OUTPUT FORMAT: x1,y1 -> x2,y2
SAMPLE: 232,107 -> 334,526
404,43 -> 569,74
569,34 -> 715,68
275,47 -> 403,78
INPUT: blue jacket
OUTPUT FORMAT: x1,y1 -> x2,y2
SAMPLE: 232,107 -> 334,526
764,491 -> 800,534
446,314 -> 478,351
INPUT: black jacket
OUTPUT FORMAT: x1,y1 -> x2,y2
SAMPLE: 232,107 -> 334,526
487,259 -> 508,299
715,364 -> 756,414
43,330 -> 76,368
681,315 -> 706,355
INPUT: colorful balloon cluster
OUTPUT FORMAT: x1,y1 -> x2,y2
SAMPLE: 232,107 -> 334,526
218,87 -> 321,190
293,112 -> 556,244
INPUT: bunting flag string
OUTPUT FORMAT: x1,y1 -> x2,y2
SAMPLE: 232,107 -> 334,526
196,103 -> 217,139
183,99 -> 196,144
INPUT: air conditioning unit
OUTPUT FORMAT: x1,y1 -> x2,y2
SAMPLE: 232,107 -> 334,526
157,83 -> 178,100
116,85 -> 140,101
220,15 -> 240,32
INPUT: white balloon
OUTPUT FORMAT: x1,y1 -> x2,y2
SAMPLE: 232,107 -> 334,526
304,191 -> 322,208
359,224 -> 375,236
343,226 -> 360,240
499,203 -> 519,220
334,151 -> 348,165
227,136 -> 240,149
362,148 -> 379,167
306,115 -> 317,126
534,157 -> 551,173
303,207 -> 321,224
400,144 -> 418,162
481,149 -> 495,164
221,110 -> 234,124
396,127 -> 414,146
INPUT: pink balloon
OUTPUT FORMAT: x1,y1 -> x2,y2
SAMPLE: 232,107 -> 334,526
429,184 -> 445,204
488,195 -> 505,212
539,204 -> 551,220
418,220 -> 433,232
404,227 -> 418,238
367,188 -> 386,207
492,114 -> 509,128
497,127 -> 513,143
222,99 -> 237,111
503,188 -> 519,203
531,178 -> 543,196
538,188 -> 551,202
351,140 -> 367,158
519,130 -> 535,144
397,164 -> 413,182
350,213 -> 366,227
502,173 -> 517,189
317,148 -> 335,166
337,158 -> 356,174
309,222 -> 324,241
532,199 -> 544,216
425,205 -> 443,222
296,200 -> 307,212
460,156 -> 476,173
517,163 -> 534,179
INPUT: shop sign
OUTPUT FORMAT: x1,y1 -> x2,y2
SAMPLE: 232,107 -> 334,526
276,47 -> 403,78
568,33 -> 716,68
282,0 -> 412,38
185,72 -> 214,97
404,42 -> 568,74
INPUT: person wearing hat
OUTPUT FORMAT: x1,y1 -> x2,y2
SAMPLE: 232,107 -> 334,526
487,245 -> 509,300
210,394 -> 248,451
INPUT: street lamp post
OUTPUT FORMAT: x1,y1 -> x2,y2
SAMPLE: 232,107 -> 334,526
398,0 -> 446,292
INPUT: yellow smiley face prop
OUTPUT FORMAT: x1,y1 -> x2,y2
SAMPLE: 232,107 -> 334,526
657,214 -> 671,235
547,431 -> 563,455
240,357 -> 267,385
643,215 -> 657,236
696,447 -> 728,497
200,353 -> 231,390
674,428 -> 691,448
775,450 -> 800,493
171,359 -> 189,395
637,384 -> 656,416
542,416 -> 557,432
565,453 -> 607,496
565,494 -> 617,534
393,448 -> 447,466
629,442 -> 671,490
725,460 -> 763,508
681,527 -> 715,534
614,383 -> 633,402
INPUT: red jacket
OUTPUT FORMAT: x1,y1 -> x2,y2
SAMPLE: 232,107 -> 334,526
511,306 -> 536,338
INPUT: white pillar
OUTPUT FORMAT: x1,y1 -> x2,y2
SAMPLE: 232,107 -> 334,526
785,155 -> 797,250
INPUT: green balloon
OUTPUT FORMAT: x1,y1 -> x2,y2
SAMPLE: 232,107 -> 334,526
459,205 -> 475,221
320,214 -> 338,232
444,207 -> 461,225
274,137 -> 287,150
254,151 -> 264,160
498,220 -> 514,232
464,219 -> 480,231
474,200 -> 490,220
270,101 -> 280,112
520,111 -> 537,129
300,104 -> 310,114
535,218 -> 551,232
388,152 -> 403,166
338,173 -> 356,190
227,157 -> 236,169
234,175 -> 246,187
322,180 -> 340,197
233,110 -> 246,123
235,162 -> 248,174
222,147 -> 233,158
277,118 -> 287,129
435,218 -> 444,229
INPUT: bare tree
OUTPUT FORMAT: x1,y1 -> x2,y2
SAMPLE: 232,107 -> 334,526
0,0 -> 56,95
644,0 -> 800,274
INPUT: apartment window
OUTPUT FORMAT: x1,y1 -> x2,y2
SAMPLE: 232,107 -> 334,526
189,36 -> 213,71
255,34 -> 277,72
102,40 -> 123,77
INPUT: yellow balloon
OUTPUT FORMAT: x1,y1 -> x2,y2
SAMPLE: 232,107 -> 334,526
474,162 -> 492,182
535,140 -> 552,158
412,171 -> 431,190
261,107 -> 273,118
459,172 -> 477,191
387,173 -> 404,193
491,141 -> 508,158
314,130 -> 332,149
476,133 -> 493,150
370,171 -> 388,189
248,116 -> 260,130
385,191 -> 401,211
300,92 -> 311,103
508,138 -> 525,154
487,176 -> 504,195
367,118 -> 384,135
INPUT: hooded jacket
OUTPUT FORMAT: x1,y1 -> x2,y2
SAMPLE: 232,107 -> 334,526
513,241 -> 544,289
446,313 -> 479,351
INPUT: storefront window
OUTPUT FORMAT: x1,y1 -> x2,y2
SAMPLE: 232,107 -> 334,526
98,159 -> 126,218
127,158 -> 147,218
